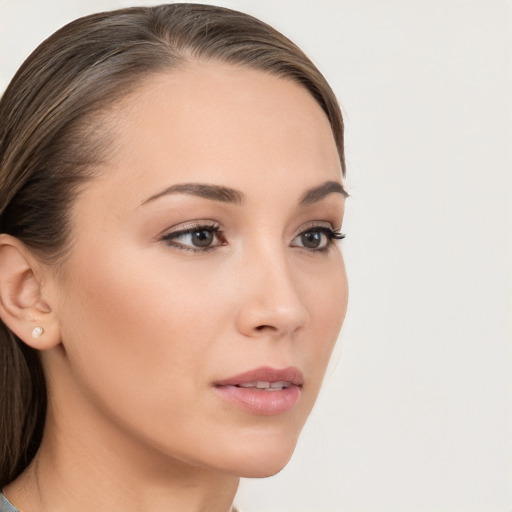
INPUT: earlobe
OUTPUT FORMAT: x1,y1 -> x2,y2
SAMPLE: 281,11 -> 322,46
0,234 -> 60,350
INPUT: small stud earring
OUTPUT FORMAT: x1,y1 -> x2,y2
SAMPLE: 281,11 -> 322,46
32,326 -> 44,338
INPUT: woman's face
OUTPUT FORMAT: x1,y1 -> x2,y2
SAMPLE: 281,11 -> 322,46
45,62 -> 348,478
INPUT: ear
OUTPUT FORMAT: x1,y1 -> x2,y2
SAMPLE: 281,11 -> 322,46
0,234 -> 60,350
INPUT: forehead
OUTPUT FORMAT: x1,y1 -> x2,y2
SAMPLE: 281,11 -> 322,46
92,62 -> 342,202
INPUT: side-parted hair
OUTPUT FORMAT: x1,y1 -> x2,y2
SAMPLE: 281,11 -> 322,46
0,3 -> 345,486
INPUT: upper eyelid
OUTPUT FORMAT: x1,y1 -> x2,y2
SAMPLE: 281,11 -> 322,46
160,220 -> 340,237
291,220 -> 338,238
160,224 -> 225,253
160,219 -> 220,237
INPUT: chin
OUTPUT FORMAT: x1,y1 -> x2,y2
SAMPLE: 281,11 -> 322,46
219,431 -> 301,479
237,460 -> 291,479
231,455 -> 295,479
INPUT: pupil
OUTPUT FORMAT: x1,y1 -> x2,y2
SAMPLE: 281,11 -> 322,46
192,229 -> 213,247
302,231 -> 321,248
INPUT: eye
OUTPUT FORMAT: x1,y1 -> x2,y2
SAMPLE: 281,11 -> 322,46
291,225 -> 345,251
161,223 -> 226,252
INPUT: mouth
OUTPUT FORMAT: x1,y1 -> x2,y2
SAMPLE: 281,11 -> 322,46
213,366 -> 303,415
236,380 -> 293,391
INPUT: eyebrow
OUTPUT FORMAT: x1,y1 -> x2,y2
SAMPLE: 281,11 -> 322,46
142,180 -> 348,206
299,180 -> 348,205
142,183 -> 244,205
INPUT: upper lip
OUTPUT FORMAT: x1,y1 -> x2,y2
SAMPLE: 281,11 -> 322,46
215,366 -> 304,387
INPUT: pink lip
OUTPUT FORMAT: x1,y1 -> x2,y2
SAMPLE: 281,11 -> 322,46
213,366 -> 303,416
215,366 -> 304,387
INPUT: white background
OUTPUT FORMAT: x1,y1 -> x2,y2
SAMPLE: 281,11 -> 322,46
1,1 -> 510,511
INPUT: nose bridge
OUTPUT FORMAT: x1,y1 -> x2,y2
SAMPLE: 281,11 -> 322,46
236,240 -> 309,337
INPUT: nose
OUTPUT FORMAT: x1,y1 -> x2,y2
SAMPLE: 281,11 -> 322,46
235,250 -> 310,339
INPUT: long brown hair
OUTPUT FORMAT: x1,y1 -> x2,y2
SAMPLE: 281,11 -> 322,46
0,3 -> 345,487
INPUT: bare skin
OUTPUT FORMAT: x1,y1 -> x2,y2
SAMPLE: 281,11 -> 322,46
1,63 -> 348,512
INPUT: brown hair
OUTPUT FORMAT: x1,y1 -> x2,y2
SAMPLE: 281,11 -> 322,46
0,3 -> 345,486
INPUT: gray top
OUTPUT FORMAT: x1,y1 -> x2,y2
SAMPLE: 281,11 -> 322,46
0,493 -> 18,512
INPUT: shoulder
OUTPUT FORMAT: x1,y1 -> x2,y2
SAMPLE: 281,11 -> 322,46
0,493 -> 19,512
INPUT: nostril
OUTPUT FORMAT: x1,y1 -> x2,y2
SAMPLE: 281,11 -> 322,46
255,324 -> 276,332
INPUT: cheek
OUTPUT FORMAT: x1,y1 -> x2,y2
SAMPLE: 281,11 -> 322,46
55,247 -> 227,429
300,254 -> 348,380
51,238 -> 348,474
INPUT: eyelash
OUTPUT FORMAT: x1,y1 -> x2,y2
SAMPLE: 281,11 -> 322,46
161,222 -> 225,253
161,222 -> 345,253
293,226 -> 346,253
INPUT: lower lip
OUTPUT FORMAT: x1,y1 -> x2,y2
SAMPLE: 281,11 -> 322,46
214,385 -> 301,415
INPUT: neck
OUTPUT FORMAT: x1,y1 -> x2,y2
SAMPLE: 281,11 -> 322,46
5,397 -> 239,512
